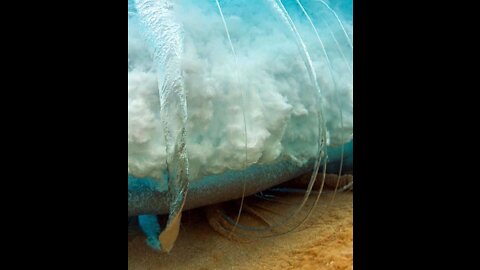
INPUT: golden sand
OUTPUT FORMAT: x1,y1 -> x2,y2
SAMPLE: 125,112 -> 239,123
128,191 -> 352,270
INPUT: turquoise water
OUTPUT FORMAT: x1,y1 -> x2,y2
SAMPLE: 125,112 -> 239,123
128,0 -> 353,251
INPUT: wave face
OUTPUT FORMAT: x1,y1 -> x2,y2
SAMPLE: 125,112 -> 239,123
128,0 -> 353,182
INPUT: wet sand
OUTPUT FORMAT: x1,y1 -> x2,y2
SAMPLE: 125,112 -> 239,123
128,191 -> 353,270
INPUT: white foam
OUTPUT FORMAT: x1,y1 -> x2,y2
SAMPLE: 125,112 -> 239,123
128,0 -> 353,181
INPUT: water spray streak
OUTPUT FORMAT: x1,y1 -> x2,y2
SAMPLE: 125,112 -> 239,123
262,0 -> 328,233
317,0 -> 353,49
214,0 -> 249,237
135,0 -> 189,252
293,0 -> 348,206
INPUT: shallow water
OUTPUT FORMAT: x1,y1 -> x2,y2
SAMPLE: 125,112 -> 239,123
128,0 -> 353,258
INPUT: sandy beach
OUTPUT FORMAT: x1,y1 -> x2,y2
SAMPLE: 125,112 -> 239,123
128,189 -> 353,270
